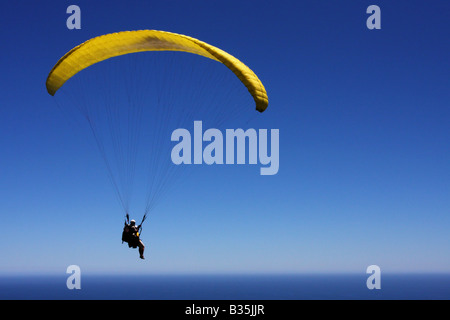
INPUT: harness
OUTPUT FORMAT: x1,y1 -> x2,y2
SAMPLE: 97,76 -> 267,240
122,213 -> 147,247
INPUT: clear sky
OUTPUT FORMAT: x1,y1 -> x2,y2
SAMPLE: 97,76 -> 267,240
0,0 -> 449,275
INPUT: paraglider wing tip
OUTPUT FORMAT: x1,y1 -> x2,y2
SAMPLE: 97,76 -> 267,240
46,87 -> 56,96
256,98 -> 269,113
45,76 -> 57,96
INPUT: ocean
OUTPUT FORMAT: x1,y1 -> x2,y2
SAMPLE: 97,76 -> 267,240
1,273 -> 449,300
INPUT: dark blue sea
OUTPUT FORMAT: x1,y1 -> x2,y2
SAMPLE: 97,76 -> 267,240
1,274 -> 449,300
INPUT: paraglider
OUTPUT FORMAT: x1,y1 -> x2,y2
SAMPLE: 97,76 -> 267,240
122,214 -> 146,259
46,30 -> 269,259
46,30 -> 268,112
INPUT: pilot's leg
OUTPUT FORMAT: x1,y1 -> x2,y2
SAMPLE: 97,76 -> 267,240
138,240 -> 145,259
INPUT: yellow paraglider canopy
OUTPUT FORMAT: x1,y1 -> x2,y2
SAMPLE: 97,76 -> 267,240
46,30 -> 268,112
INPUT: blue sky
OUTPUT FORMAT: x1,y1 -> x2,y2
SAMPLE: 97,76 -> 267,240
0,0 -> 449,275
